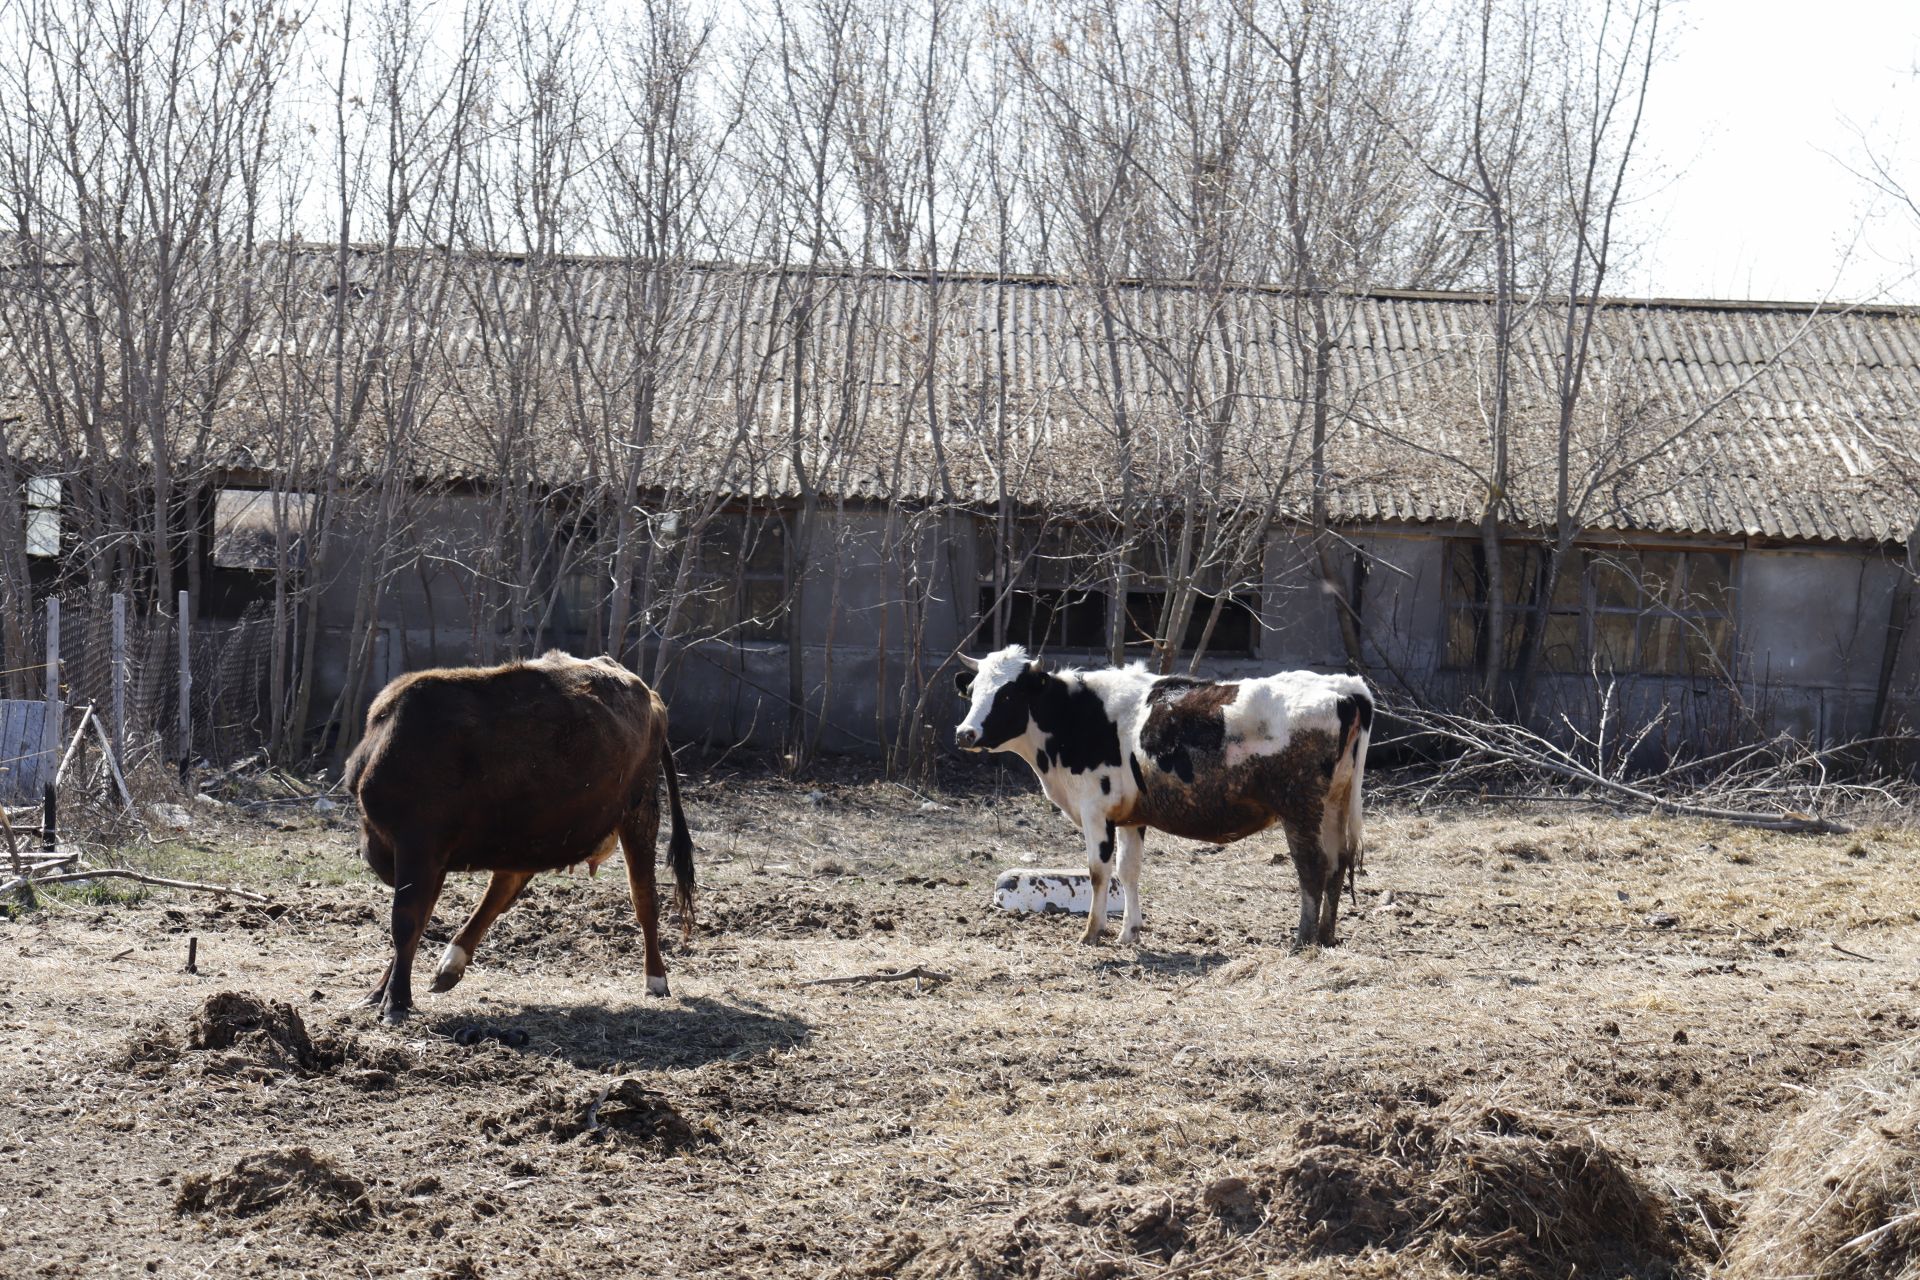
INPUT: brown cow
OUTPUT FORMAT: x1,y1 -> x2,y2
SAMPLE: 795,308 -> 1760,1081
344,651 -> 694,1024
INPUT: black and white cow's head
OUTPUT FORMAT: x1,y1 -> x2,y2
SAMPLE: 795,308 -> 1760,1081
952,645 -> 1042,752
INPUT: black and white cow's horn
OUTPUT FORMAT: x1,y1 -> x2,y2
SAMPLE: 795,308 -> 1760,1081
957,652 -> 981,671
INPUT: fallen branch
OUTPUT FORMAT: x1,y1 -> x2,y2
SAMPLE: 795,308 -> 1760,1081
798,966 -> 953,988
0,800 -> 20,887
20,867 -> 271,903
1396,706 -> 1857,835
87,712 -> 134,810
52,704 -> 93,788
1829,940 -> 1882,963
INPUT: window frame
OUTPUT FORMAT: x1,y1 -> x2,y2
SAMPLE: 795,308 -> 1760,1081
210,487 -> 317,573
1441,538 -> 1737,678
552,506 -> 606,640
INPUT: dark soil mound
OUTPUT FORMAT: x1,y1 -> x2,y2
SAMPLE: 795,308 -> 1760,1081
1272,1104 -> 1679,1276
704,893 -> 872,938
175,1146 -> 372,1234
118,991 -> 346,1079
859,1100 -> 1686,1280
187,992 -> 336,1068
483,1078 -> 713,1153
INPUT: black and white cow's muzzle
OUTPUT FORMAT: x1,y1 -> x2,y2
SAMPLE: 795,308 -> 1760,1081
954,727 -> 981,750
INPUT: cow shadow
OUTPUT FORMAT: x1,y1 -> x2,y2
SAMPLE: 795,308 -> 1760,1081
1097,947 -> 1231,977
425,994 -> 811,1072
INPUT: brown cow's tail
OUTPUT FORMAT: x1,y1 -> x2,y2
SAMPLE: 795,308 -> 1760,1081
662,740 -> 696,938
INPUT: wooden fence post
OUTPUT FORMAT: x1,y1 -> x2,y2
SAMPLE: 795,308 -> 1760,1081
177,589 -> 191,779
42,596 -> 59,850
111,592 -> 126,766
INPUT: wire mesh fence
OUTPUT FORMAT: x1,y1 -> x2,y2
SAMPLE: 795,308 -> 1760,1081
18,595 -> 279,777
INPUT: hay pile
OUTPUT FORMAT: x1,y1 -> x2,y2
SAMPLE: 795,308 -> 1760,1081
1725,1043 -> 1920,1280
860,1098 -> 1685,1279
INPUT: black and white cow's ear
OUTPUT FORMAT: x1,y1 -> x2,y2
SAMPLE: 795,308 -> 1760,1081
953,669 -> 973,696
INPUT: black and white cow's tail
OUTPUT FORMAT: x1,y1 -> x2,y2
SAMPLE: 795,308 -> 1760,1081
1334,689 -> 1375,900
662,740 -> 696,938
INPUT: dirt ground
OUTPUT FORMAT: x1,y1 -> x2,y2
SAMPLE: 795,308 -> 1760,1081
4,764 -> 1919,1279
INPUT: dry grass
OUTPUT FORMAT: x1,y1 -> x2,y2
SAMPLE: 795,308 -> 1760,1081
4,772 -> 1920,1278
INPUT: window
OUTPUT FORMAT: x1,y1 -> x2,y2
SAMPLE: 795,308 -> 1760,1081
1443,540 -> 1735,677
551,509 -> 605,637
1128,534 -> 1261,656
692,514 -> 788,642
212,489 -> 316,570
25,477 -> 59,558
978,521 -> 1259,657
981,522 -> 1111,650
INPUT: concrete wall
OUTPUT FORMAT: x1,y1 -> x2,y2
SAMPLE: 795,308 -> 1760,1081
1737,550 -> 1905,742
643,509 -> 976,759
1341,534 -> 1915,756
306,500 -> 1920,757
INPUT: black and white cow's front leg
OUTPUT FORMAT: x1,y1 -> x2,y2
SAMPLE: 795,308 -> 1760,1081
1115,825 -> 1146,945
1079,815 -> 1117,945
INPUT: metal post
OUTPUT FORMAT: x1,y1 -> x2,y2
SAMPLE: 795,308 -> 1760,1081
177,589 -> 191,776
42,596 -> 59,850
111,592 -> 126,767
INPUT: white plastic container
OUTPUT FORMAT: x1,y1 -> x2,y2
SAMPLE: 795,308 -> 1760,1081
992,868 -> 1127,917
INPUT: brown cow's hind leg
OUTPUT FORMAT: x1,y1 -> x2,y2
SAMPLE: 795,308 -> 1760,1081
358,828 -> 399,1010
360,959 -> 395,1011
431,869 -> 535,993
619,803 -> 671,997
379,859 -> 447,1025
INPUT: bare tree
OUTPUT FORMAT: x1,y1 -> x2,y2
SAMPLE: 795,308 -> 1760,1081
0,0 -> 295,704
294,0 -> 491,763
1247,0 -> 1470,674
1508,0 -> 1665,719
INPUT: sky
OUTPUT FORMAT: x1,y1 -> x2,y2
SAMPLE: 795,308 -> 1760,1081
1624,0 -> 1920,304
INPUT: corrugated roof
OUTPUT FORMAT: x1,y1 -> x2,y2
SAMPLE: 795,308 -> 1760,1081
4,244 -> 1919,544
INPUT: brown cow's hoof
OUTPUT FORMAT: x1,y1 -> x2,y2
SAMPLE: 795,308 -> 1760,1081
431,944 -> 469,993
646,974 -> 670,997
379,1005 -> 414,1026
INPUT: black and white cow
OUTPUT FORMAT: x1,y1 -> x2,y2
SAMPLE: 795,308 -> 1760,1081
954,646 -> 1373,949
